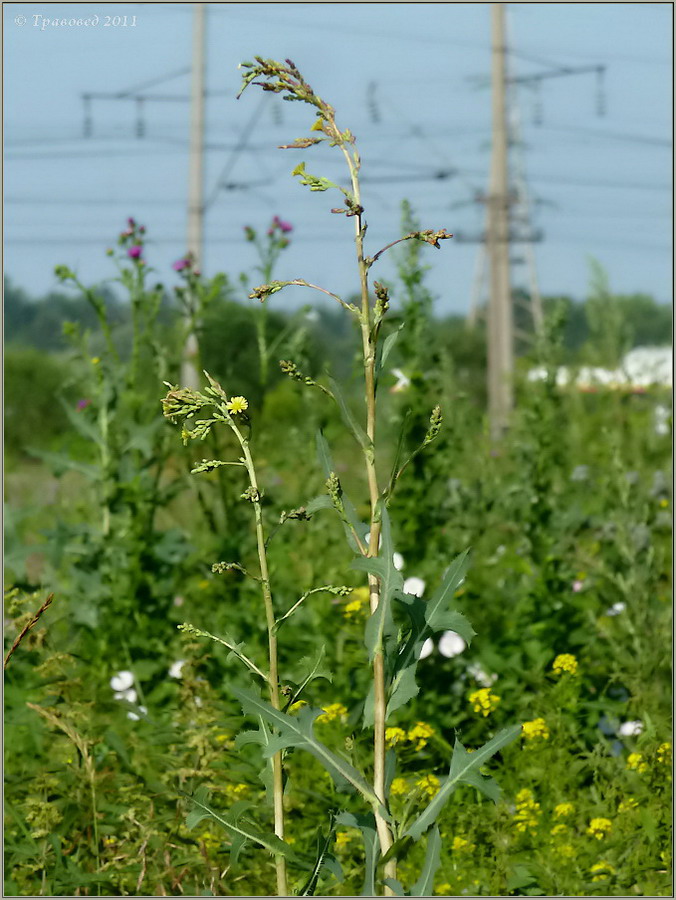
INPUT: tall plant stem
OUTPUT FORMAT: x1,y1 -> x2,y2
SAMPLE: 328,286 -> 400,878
342,143 -> 397,894
232,426 -> 287,897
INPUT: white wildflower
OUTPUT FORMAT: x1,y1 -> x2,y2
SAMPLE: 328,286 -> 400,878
114,688 -> 137,704
110,670 -> 134,692
605,602 -> 626,616
393,552 -> 405,571
403,576 -> 425,598
169,660 -> 186,679
127,705 -> 148,722
418,637 -> 434,660
618,720 -> 644,737
438,630 -> 466,658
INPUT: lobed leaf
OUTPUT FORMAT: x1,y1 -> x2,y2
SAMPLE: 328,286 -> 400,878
405,725 -> 522,841
231,686 -> 386,816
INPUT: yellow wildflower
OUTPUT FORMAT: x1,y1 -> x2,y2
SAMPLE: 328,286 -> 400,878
659,498 -> 669,508
435,884 -> 452,896
408,721 -> 435,750
469,688 -> 500,717
587,817 -> 612,840
91,357 -> 100,365
226,396 -> 249,414
554,843 -> 575,859
554,802 -> 574,818
289,700 -> 307,714
626,752 -> 648,773
590,861 -> 615,882
552,653 -> 578,675
415,774 -> 440,798
390,777 -> 409,797
550,824 -> 568,836
451,835 -> 475,853
343,586 -> 370,621
214,733 -> 230,743
385,727 -> 408,748
316,702 -> 348,723
618,797 -> 639,813
334,831 -> 352,850
225,783 -> 249,800
657,742 -> 672,766
522,718 -> 550,741
513,788 -> 541,833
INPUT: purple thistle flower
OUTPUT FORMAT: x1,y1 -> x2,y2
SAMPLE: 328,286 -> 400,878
127,217 -> 136,228
272,215 -> 293,234
172,258 -> 191,272
127,245 -> 143,259
76,398 -> 91,411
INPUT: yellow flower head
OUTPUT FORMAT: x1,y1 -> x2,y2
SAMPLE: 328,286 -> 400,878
550,824 -> 568,836
587,817 -> 612,840
657,742 -> 672,766
552,653 -> 578,676
515,788 -> 536,806
408,721 -> 435,750
618,797 -> 639,813
415,774 -> 440,798
522,718 -> 550,741
590,861 -> 615,882
390,777 -> 409,798
554,802 -> 574,818
451,835 -> 475,853
334,831 -> 352,850
513,788 -> 541,833
316,702 -> 348,724
289,700 -> 308,714
227,396 -> 249,414
554,843 -> 575,859
626,752 -> 648,773
385,727 -> 408,748
469,688 -> 500,717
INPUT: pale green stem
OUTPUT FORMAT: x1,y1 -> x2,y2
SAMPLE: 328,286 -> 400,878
338,136 -> 397,893
229,419 -> 287,897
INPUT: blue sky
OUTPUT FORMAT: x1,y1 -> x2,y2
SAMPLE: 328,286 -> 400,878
4,2 -> 673,316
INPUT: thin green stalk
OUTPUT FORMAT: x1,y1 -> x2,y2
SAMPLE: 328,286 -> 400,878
230,420 -> 287,897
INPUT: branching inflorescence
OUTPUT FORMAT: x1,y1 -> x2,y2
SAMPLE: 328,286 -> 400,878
162,56 -> 520,897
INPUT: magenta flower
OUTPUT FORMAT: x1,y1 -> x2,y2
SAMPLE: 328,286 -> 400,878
127,245 -> 143,259
76,398 -> 91,411
172,257 -> 191,272
127,217 -> 136,228
272,215 -> 293,234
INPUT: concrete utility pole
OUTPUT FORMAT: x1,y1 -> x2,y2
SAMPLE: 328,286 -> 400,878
487,2 -> 513,438
182,2 -> 206,390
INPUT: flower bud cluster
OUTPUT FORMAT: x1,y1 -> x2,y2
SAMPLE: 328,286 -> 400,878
374,281 -> 390,319
117,216 -> 146,263
161,385 -> 209,421
423,406 -> 443,445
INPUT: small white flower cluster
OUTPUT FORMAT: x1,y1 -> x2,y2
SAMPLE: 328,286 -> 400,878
605,602 -> 626,616
618,720 -> 644,737
109,670 -> 147,721
467,662 -> 498,687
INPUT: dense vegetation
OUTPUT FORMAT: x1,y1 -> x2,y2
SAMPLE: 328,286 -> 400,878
4,69 -> 672,895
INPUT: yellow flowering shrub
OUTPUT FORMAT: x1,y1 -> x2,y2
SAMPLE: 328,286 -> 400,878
415,774 -> 440,798
522,718 -> 550,741
469,688 -> 500,717
554,802 -> 574,818
385,727 -> 407,748
342,586 -> 370,620
451,835 -> 475,853
408,721 -> 435,750
390,777 -> 409,797
587,817 -> 612,839
627,752 -> 648,773
590,861 -> 615,882
513,788 -> 541,833
552,653 -> 578,675
316,702 -> 348,723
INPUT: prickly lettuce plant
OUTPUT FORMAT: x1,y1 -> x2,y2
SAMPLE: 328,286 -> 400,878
163,58 -> 521,896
